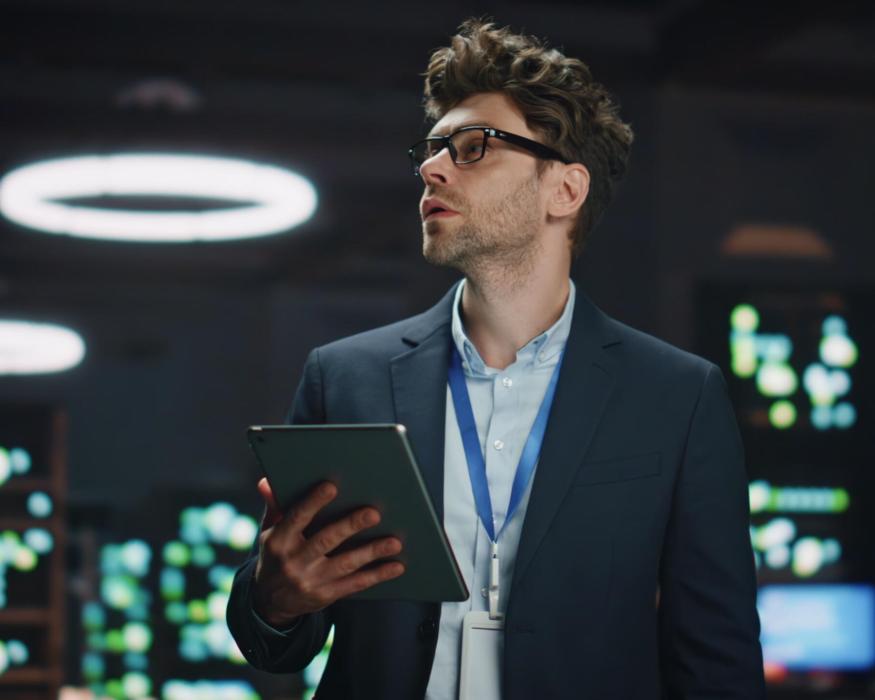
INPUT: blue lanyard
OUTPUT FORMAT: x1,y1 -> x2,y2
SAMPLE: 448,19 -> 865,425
448,345 -> 564,543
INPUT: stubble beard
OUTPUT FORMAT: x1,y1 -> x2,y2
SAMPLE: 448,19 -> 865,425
422,174 -> 543,292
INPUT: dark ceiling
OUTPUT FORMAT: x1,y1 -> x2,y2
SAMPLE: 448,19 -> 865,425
1,0 -> 873,300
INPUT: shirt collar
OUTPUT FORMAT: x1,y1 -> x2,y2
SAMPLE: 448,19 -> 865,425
451,278 -> 576,377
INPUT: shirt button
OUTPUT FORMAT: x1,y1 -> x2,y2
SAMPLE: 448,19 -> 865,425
493,439 -> 504,451
502,377 -> 513,388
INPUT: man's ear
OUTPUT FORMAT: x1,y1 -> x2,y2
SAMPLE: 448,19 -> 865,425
547,163 -> 590,220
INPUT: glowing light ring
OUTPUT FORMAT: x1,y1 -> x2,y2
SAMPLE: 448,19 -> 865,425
0,320 -> 85,375
0,154 -> 318,242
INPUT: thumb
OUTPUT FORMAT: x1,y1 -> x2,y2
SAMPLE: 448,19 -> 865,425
257,477 -> 283,530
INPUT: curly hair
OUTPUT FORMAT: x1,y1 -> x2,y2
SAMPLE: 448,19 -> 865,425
423,19 -> 633,254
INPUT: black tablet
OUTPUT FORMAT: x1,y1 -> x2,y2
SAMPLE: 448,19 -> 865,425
247,424 -> 468,602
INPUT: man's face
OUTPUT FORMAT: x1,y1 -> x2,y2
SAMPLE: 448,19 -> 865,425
417,92 -> 547,272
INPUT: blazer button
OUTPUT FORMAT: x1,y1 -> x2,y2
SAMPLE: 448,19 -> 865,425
418,619 -> 437,640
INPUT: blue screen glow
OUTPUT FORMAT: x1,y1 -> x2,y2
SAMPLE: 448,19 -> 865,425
759,584 -> 875,670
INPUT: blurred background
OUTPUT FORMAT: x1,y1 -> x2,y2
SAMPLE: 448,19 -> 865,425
0,1 -> 874,698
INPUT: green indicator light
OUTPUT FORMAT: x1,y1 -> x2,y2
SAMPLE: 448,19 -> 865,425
12,545 -> 38,571
163,541 -> 191,568
730,304 -> 759,333
188,599 -> 210,623
104,678 -> 124,700
105,629 -> 125,654
769,401 -> 796,429
833,488 -> 850,512
730,334 -> 758,378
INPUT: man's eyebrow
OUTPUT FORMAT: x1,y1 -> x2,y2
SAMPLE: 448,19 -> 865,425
427,121 -> 490,138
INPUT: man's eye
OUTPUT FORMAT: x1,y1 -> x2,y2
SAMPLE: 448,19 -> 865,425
456,138 -> 485,159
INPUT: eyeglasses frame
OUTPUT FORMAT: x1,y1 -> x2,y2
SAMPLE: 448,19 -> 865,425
408,126 -> 571,176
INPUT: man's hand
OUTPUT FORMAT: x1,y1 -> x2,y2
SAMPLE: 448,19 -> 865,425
252,478 -> 405,629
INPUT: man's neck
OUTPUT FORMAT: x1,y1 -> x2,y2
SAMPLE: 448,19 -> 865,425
460,267 -> 570,371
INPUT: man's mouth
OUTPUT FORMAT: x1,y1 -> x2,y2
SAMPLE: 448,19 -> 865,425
425,208 -> 458,220
422,197 -> 460,221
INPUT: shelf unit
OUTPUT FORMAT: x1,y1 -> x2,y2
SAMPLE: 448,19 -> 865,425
0,405 -> 67,700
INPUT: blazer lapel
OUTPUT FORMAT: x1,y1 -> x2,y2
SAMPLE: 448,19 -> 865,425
389,286 -> 457,520
511,292 -> 621,589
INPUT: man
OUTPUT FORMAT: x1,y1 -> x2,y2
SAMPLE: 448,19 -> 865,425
227,19 -> 765,699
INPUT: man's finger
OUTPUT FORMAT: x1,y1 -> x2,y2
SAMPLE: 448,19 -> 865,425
323,536 -> 402,578
323,561 -> 406,601
272,480 -> 338,537
302,506 -> 381,561
257,477 -> 283,530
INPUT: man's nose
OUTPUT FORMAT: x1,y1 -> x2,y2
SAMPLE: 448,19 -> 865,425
418,147 -> 454,185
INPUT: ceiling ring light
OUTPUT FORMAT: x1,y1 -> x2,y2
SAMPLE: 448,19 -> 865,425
0,320 -> 86,375
0,154 -> 318,242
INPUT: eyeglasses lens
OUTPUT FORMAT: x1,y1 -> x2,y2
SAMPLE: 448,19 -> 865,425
451,130 -> 487,164
412,130 -> 487,168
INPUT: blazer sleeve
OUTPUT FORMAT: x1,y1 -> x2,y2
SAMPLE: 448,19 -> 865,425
658,364 -> 765,699
226,348 -> 334,672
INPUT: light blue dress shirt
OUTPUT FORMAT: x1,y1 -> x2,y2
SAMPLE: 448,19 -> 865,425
424,279 -> 576,700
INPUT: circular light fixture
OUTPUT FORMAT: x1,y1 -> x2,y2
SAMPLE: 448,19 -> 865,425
0,154 -> 318,242
0,320 -> 85,375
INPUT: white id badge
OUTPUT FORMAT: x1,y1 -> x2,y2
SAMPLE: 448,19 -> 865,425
459,611 -> 504,700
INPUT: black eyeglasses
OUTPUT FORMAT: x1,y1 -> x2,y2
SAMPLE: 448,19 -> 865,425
408,126 -> 570,176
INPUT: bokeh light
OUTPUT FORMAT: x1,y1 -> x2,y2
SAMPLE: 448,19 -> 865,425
768,401 -> 796,429
0,319 -> 86,375
0,449 -> 10,487
23,528 -> 53,554
792,537 -> 824,578
6,639 -> 29,665
9,447 -> 31,474
164,541 -> 191,568
821,333 -> 858,368
730,304 -> 759,333
122,622 -> 153,653
228,516 -> 257,551
121,540 -> 152,578
27,491 -> 53,518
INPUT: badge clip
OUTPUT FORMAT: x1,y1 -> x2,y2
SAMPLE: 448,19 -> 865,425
489,541 -> 503,620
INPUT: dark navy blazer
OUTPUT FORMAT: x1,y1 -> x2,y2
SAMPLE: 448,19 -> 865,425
227,285 -> 765,699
